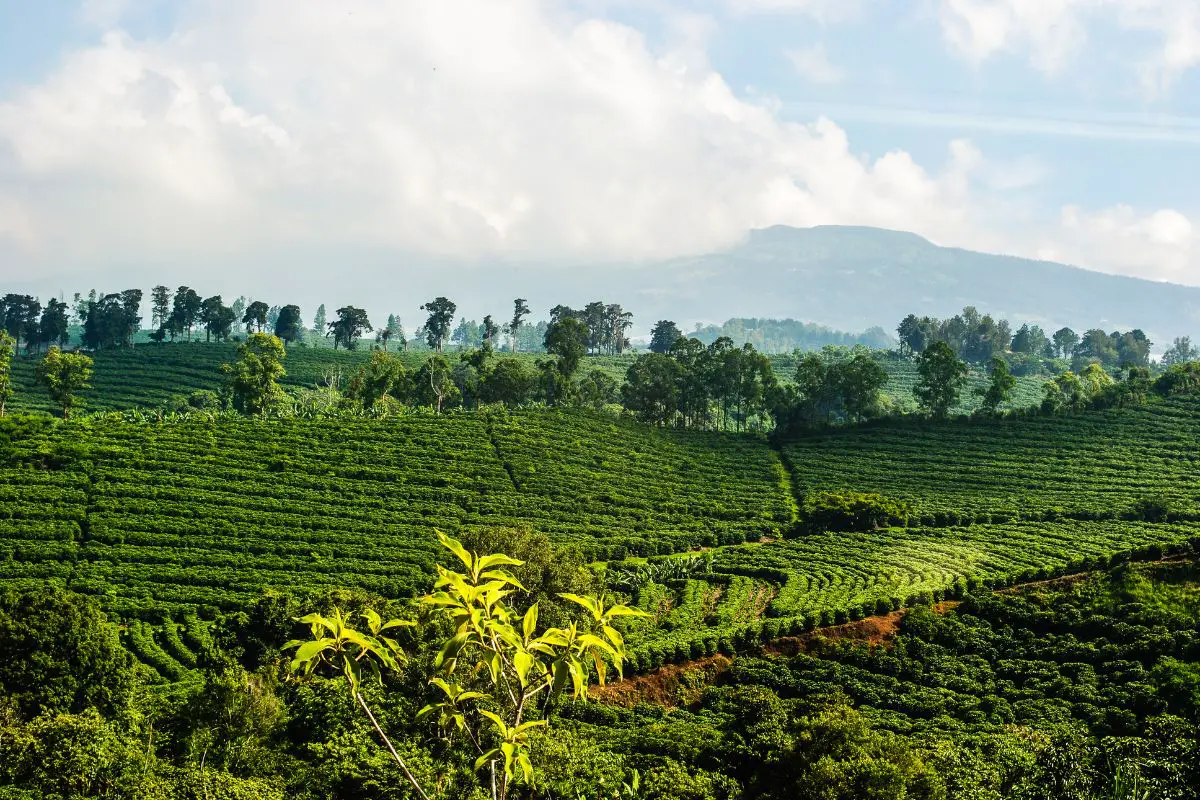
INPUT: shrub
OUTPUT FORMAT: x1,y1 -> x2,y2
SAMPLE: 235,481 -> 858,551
799,491 -> 913,533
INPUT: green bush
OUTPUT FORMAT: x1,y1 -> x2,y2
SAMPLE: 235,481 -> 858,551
800,490 -> 913,533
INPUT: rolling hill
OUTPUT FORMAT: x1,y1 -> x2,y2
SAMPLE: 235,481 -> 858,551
633,225 -> 1200,345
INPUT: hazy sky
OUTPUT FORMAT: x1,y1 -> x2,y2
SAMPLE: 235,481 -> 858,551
1,0 -> 1198,325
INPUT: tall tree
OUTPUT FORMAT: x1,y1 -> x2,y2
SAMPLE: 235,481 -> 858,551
507,298 -> 530,353
274,305 -> 302,345
481,315 -> 500,351
1162,336 -> 1198,367
605,304 -> 633,355
230,296 -> 247,332
2,294 -> 40,353
36,347 -> 93,418
414,354 -> 459,413
242,301 -> 269,334
1052,327 -> 1079,360
199,296 -> 227,343
913,341 -> 968,420
222,333 -> 287,415
171,287 -> 202,341
118,289 -> 142,346
649,320 -> 682,354
150,285 -> 171,329
37,299 -> 70,351
420,297 -> 457,352
0,331 -> 13,417
450,318 -> 481,350
582,301 -> 607,355
311,304 -> 327,342
543,316 -> 587,380
976,357 -> 1016,415
328,306 -> 372,350
621,354 -> 681,426
375,326 -> 394,351
267,305 -> 282,331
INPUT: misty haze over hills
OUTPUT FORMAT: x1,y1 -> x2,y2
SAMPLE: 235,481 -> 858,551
627,226 -> 1200,346
9,225 -> 1199,348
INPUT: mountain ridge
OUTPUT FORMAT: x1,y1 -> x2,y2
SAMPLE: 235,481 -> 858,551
632,224 -> 1200,345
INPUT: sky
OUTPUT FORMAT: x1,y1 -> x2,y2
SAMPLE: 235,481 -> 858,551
0,0 -> 1198,326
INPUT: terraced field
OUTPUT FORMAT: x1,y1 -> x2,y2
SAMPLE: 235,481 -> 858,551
5,395 -> 1200,679
7,345 -> 642,415
619,519 -> 1197,669
0,411 -> 790,626
782,396 -> 1200,523
7,343 -> 1049,417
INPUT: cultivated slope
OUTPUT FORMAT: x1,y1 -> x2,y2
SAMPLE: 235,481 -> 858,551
4,399 -> 1200,676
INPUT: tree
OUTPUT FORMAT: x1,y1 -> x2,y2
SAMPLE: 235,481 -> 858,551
199,296 -> 228,343
621,353 -> 680,426
451,318 -> 481,350
171,287 -> 202,340
274,305 -> 303,345
976,356 -> 1016,414
0,586 -> 135,718
896,314 -> 927,357
507,299 -> 530,353
286,532 -> 645,800
231,296 -> 247,332
0,331 -> 13,417
375,326 -> 394,351
482,315 -> 500,351
1052,327 -> 1079,360
421,297 -> 457,352
414,354 -> 459,412
1162,336 -> 1198,367
543,316 -> 587,380
605,304 -> 633,355
36,347 -> 93,418
2,294 -> 40,352
311,304 -> 327,340
481,358 -> 536,407
346,351 -> 408,410
578,368 -> 618,410
267,305 -> 282,331
222,333 -> 287,415
327,306 -> 372,350
913,341 -> 968,419
37,299 -> 70,351
649,320 -> 682,354
151,285 -> 171,329
242,301 -> 269,334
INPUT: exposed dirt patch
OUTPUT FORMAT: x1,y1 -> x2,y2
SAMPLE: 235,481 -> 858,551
763,610 -> 907,656
591,654 -> 732,708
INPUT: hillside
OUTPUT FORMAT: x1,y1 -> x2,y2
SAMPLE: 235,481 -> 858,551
4,342 -> 1048,416
5,397 -> 1200,677
639,225 -> 1200,344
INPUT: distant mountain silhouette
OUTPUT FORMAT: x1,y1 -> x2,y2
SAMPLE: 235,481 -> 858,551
630,225 -> 1200,347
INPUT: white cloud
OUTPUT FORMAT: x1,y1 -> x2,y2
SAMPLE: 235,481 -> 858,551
937,0 -> 1200,92
1039,204 -> 1197,282
0,0 -> 1195,298
722,0 -> 865,23
785,44 -> 845,84
0,0 -> 990,277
